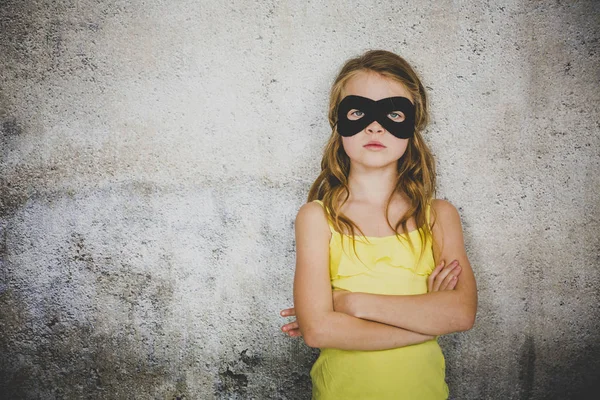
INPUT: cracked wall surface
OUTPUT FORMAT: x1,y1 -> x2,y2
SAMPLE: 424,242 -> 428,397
1,1 -> 599,399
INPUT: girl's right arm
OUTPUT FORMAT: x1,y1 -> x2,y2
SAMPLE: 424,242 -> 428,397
293,201 -> 433,350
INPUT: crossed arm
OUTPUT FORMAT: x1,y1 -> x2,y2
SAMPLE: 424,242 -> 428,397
283,199 -> 477,350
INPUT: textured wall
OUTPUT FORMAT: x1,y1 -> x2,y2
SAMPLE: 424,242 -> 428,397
1,0 -> 598,399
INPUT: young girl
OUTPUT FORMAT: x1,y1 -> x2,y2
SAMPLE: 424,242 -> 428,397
280,50 -> 477,399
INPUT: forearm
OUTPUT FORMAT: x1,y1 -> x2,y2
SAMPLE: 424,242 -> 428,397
348,291 -> 476,336
301,310 -> 433,350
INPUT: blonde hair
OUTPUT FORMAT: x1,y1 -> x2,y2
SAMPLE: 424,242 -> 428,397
308,49 -> 436,253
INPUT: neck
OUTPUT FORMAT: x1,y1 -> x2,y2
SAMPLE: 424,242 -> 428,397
347,164 -> 400,206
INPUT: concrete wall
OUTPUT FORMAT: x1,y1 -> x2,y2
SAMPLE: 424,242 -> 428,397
1,0 -> 598,399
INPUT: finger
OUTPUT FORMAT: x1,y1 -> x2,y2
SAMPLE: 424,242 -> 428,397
432,260 -> 456,291
447,275 -> 458,290
428,260 -> 445,292
433,261 -> 460,291
439,264 -> 461,291
440,268 -> 460,291
280,308 -> 296,317
287,329 -> 302,337
281,321 -> 299,332
434,261 -> 459,291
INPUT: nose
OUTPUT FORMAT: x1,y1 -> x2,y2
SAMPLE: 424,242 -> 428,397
366,120 -> 384,134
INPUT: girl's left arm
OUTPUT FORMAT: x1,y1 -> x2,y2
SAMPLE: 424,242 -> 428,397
336,199 -> 478,336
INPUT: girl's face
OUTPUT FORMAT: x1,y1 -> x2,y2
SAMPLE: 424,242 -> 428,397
340,71 -> 413,171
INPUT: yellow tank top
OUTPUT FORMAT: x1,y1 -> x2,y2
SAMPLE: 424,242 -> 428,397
310,200 -> 449,400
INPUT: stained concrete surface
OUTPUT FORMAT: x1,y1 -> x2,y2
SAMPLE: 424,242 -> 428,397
1,0 -> 599,399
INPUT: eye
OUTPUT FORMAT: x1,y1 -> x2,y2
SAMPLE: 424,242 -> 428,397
347,109 -> 364,121
387,111 -> 406,122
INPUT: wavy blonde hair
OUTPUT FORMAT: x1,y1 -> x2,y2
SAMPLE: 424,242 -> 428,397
308,49 -> 436,254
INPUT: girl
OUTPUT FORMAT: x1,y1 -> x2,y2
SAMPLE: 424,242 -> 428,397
280,49 -> 477,399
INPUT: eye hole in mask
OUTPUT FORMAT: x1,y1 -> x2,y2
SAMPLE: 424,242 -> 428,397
337,95 -> 415,139
347,109 -> 406,123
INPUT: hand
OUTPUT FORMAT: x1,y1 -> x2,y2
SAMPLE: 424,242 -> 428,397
280,307 -> 302,337
428,259 -> 462,292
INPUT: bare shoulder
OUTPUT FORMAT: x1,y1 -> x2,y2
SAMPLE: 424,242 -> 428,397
431,199 -> 462,228
296,200 -> 328,221
295,201 -> 331,236
431,198 -> 460,216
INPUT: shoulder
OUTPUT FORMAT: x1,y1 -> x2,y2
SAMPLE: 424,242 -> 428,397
430,199 -> 462,228
431,198 -> 459,216
295,201 -> 331,234
297,200 -> 327,219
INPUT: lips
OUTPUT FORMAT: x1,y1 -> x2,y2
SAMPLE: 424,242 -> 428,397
363,141 -> 386,149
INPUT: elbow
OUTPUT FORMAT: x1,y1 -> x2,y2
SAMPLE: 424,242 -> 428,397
302,327 -> 322,348
436,309 -> 476,335
295,311 -> 332,348
303,334 -> 321,349
301,316 -> 335,348
452,294 -> 477,332
457,309 -> 477,332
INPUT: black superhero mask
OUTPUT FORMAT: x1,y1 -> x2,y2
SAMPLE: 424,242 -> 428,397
336,95 -> 416,139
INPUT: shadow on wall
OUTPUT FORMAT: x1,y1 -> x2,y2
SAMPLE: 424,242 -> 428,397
0,289 -> 177,399
0,279 -> 315,399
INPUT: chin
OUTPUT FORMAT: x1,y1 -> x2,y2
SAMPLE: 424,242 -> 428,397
352,158 -> 400,170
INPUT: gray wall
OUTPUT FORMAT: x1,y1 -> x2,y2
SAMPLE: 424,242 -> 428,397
1,0 -> 598,399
